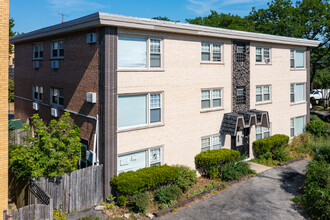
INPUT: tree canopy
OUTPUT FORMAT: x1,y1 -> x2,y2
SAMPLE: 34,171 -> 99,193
9,112 -> 82,180
9,18 -> 16,54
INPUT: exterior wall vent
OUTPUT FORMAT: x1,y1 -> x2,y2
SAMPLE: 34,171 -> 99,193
86,92 -> 97,103
51,108 -> 58,117
86,33 -> 97,44
51,60 -> 59,69
32,102 -> 39,110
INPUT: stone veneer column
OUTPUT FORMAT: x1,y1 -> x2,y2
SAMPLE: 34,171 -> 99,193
0,0 -> 9,218
98,26 -> 118,198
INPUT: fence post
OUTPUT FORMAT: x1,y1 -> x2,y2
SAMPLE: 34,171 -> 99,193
49,198 -> 53,220
3,210 -> 6,220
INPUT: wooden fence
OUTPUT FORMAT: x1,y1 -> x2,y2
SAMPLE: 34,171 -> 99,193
9,204 -> 52,220
9,129 -> 29,146
32,164 -> 104,213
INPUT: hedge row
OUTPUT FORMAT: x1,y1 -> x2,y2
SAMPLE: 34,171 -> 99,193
110,165 -> 179,195
194,149 -> 240,177
252,134 -> 289,156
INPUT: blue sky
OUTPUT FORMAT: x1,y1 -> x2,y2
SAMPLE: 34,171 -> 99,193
11,0 -> 279,33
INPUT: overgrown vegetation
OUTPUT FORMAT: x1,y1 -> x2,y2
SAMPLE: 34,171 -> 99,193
154,185 -> 183,206
9,112 -> 82,180
8,79 -> 14,103
129,192 -> 150,214
219,157 -> 255,181
174,165 -> 197,192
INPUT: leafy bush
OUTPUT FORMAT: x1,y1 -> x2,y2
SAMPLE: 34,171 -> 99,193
116,195 -> 127,207
53,209 -> 68,220
310,114 -> 320,121
174,165 -> 197,192
310,97 -> 316,106
252,134 -> 289,157
110,165 -> 178,195
314,143 -> 330,163
129,192 -> 150,213
219,158 -> 254,181
273,146 -> 290,162
306,120 -> 325,137
154,185 -> 183,205
159,203 -> 168,210
188,182 -> 217,198
293,159 -> 330,219
194,149 -> 240,178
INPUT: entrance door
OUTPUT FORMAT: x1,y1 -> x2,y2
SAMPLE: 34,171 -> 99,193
231,128 -> 249,158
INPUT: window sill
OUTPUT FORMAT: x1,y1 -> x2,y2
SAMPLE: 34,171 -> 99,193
200,61 -> 224,65
290,68 -> 306,71
50,57 -> 64,60
255,101 -> 272,106
290,101 -> 306,106
117,68 -> 164,72
32,100 -> 43,103
50,104 -> 64,109
255,62 -> 272,65
200,108 -> 224,113
32,58 -> 43,61
117,123 -> 164,133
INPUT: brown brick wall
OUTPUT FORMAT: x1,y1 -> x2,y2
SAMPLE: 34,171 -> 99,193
0,0 -> 9,218
14,29 -> 99,149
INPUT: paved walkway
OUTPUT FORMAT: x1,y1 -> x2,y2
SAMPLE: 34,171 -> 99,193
160,160 -> 309,220
249,162 -> 272,173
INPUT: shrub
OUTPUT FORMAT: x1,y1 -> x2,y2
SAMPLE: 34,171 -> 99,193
116,196 -> 127,207
252,134 -> 289,157
314,143 -> 330,163
273,146 -> 290,162
174,165 -> 197,192
53,209 -> 67,220
129,192 -> 150,213
154,185 -> 183,205
306,120 -> 325,137
310,97 -> 316,106
194,149 -> 240,177
159,203 -> 168,210
219,158 -> 254,181
110,165 -> 178,195
310,114 -> 320,121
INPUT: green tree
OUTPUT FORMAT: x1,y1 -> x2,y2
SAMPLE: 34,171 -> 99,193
9,112 -> 82,180
152,16 -> 173,21
8,79 -> 14,102
9,18 -> 16,54
186,10 -> 255,32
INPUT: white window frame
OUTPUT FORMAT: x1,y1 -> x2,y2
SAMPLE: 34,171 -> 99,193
117,146 -> 163,174
117,36 -> 163,70
117,92 -> 163,131
51,40 -> 64,59
50,88 -> 64,107
32,85 -> 43,102
256,124 -> 271,140
201,135 -> 223,152
290,83 -> 306,104
290,49 -> 305,69
256,85 -> 271,103
290,116 -> 306,138
201,88 -> 223,110
255,47 -> 271,64
33,43 -> 43,60
201,42 -> 223,63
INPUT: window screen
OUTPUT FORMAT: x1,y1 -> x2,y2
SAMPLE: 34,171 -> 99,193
295,51 -> 305,68
295,83 -> 305,102
118,36 -> 147,68
118,95 -> 147,128
295,116 -> 305,136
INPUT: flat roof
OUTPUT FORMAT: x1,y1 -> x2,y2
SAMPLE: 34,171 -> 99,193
10,12 -> 320,47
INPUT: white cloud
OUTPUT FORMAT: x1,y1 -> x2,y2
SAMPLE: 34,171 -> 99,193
48,0 -> 107,12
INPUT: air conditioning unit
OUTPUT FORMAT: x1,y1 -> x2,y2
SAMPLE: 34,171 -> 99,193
51,108 -> 58,117
86,33 -> 97,44
264,58 -> 270,63
32,102 -> 39,110
33,60 -> 39,69
51,60 -> 59,69
86,92 -> 97,103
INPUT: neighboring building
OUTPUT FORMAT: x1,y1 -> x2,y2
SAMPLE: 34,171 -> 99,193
8,44 -> 14,80
10,12 -> 319,196
0,0 -> 9,218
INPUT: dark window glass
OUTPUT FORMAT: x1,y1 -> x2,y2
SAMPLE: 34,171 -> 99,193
236,86 -> 246,104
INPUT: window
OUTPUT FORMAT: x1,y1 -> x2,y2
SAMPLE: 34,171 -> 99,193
32,85 -> 43,101
33,43 -> 43,59
50,88 -> 64,107
118,147 -> 162,174
51,40 -> 64,58
118,36 -> 162,69
256,47 -> 270,63
201,43 -> 222,62
256,85 -> 271,103
201,135 -> 223,151
201,89 -> 223,109
236,86 -> 246,104
236,46 -> 245,62
290,116 -> 306,137
290,83 -> 306,104
290,49 -> 305,69
118,93 -> 162,129
256,126 -> 270,140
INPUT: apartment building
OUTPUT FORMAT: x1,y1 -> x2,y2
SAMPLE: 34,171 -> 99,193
11,12 -> 319,196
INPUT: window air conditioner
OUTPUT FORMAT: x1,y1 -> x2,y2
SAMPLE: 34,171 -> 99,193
264,58 -> 270,63
86,33 -> 97,44
51,108 -> 58,117
33,60 -> 39,69
86,92 -> 97,103
32,102 -> 39,110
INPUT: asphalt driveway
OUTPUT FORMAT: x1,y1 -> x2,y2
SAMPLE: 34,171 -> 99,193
160,160 -> 308,220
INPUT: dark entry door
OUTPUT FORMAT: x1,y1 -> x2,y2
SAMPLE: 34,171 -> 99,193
231,128 -> 249,158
